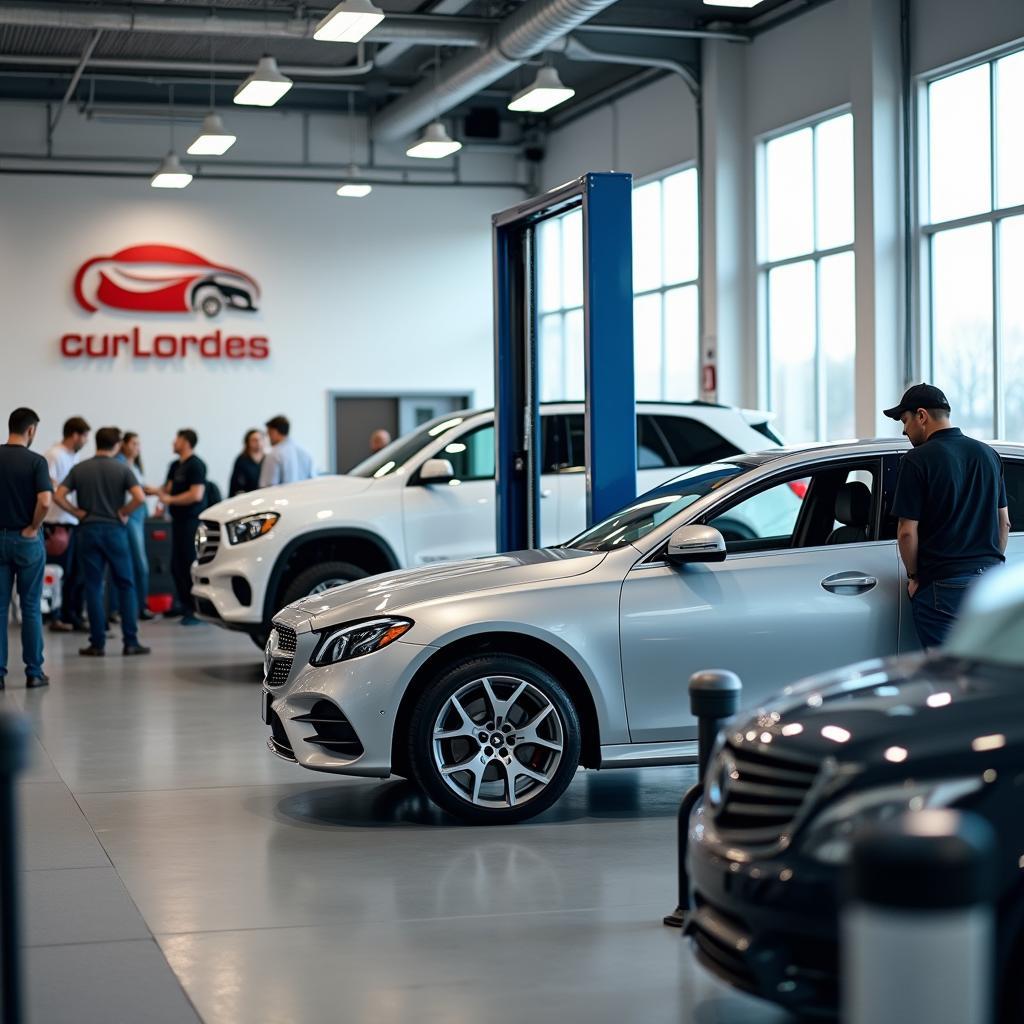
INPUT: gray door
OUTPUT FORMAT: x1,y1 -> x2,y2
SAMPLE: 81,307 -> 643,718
334,397 -> 399,473
619,460 -> 901,742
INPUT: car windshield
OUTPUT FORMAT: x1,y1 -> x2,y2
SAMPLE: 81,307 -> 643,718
349,415 -> 468,479
564,463 -> 750,552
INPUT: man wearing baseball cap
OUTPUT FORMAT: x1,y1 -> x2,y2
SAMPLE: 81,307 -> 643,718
885,383 -> 1010,647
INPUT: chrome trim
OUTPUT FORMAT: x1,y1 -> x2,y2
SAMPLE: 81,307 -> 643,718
599,740 -> 698,768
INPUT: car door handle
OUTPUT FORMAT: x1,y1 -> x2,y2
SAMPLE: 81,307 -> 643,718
821,572 -> 878,593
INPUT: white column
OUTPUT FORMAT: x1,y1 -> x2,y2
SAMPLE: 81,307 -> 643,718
850,0 -> 904,437
700,38 -> 753,409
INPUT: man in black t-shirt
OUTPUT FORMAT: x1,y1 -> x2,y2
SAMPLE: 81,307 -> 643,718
56,426 -> 149,658
885,383 -> 1010,648
157,429 -> 207,625
0,407 -> 53,687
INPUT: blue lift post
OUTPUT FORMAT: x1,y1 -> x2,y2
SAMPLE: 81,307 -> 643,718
492,172 -> 637,552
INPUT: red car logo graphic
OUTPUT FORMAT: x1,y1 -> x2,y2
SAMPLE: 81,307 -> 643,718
74,244 -> 260,318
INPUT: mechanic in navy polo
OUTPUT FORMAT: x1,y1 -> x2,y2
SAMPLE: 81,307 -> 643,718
885,383 -> 1010,648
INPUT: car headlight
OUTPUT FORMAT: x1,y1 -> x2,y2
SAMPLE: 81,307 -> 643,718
226,512 -> 279,545
311,617 -> 413,666
801,777 -> 984,865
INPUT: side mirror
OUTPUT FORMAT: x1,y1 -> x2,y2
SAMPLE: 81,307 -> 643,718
419,458 -> 456,484
665,525 -> 727,565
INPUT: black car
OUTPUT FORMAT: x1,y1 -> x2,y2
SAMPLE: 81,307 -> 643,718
685,563 -> 1024,1021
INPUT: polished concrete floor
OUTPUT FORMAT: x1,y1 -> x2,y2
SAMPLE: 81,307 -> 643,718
3,619 -> 794,1024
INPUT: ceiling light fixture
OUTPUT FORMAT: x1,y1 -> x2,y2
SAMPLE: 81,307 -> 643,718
406,120 -> 462,159
337,164 -> 372,197
315,0 -> 385,43
702,0 -> 767,6
234,55 -> 293,107
187,113 -> 237,156
151,151 -> 193,189
508,65 -> 575,113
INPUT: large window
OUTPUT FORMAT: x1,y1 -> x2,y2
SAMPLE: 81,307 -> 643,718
923,50 -> 1024,440
758,111 -> 856,444
536,166 -> 699,403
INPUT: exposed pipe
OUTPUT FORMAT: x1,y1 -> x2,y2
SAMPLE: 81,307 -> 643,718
0,54 -> 374,80
556,35 -> 699,96
48,28 -> 102,139
371,0 -> 621,142
0,3 -> 494,47
578,23 -> 749,43
375,0 -> 478,70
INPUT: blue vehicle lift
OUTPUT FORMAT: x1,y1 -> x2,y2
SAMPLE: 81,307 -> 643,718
492,172 -> 637,552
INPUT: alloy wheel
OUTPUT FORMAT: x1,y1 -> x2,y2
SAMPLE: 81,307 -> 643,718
431,675 -> 565,809
307,578 -> 348,596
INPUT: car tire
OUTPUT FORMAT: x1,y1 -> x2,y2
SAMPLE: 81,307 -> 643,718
200,293 -> 223,318
407,654 -> 581,825
279,561 -> 368,609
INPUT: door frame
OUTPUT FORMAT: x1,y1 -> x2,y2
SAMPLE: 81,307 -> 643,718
326,390 -> 473,475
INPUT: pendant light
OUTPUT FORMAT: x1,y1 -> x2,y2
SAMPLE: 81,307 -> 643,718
234,55 -> 293,107
336,95 -> 372,197
315,0 -> 385,43
508,65 -> 575,113
407,48 -> 462,159
406,120 -> 462,159
152,86 -> 192,189
189,46 -> 237,155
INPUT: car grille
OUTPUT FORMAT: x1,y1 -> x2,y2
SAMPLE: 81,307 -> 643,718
264,624 -> 298,688
292,700 -> 364,759
195,520 -> 220,564
688,901 -> 759,994
710,739 -> 820,845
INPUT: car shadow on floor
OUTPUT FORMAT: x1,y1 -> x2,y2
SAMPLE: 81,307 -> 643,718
273,767 -> 696,829
175,662 -> 265,685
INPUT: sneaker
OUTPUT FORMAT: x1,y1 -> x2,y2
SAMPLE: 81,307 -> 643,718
49,621 -> 73,633
26,674 -> 50,688
78,646 -> 105,657
180,615 -> 202,626
109,612 -> 121,625
139,609 -> 155,621
122,644 -> 151,656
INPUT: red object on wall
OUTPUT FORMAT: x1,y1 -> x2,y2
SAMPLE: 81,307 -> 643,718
701,363 -> 717,395
73,244 -> 260,316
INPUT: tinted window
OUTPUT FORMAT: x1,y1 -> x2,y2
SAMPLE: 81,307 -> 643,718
1005,459 -> 1024,532
655,415 -> 741,465
564,413 -> 713,471
637,415 -> 673,469
439,425 -> 495,481
540,414 -> 568,474
351,415 -> 467,478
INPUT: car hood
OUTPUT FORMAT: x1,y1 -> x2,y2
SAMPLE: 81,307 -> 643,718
285,547 -> 607,631
202,474 -> 374,523
728,654 -> 1024,767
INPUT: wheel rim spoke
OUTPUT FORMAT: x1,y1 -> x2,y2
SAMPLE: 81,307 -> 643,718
432,674 -> 565,810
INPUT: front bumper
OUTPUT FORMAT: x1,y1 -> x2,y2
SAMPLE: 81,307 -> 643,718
260,610 -> 438,778
190,527 -> 276,630
685,801 -> 840,1016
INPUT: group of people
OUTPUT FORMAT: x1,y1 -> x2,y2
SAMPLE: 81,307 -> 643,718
0,410 -> 319,687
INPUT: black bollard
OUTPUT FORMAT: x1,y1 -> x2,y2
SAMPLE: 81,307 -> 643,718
664,669 -> 742,928
844,810 -> 997,1024
0,710 -> 31,1024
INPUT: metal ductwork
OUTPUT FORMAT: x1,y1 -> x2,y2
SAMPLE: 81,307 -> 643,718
371,0 -> 621,142
0,2 -> 493,47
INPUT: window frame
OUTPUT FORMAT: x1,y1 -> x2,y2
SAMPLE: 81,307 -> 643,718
535,161 -> 700,404
755,105 -> 855,442
916,45 -> 1024,440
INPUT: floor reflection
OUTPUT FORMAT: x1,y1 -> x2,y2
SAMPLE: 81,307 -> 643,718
274,766 -> 698,829
176,661 -> 265,685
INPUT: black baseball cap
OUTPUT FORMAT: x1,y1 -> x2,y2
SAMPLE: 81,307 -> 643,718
883,383 -> 951,421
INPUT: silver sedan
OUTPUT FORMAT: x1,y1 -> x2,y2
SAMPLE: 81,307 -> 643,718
262,438 -> 1024,823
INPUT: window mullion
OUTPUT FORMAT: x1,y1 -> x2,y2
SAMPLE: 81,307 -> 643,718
993,220 -> 1003,438
813,257 -> 824,439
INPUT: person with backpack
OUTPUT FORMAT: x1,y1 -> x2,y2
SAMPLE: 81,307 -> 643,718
155,429 -> 207,627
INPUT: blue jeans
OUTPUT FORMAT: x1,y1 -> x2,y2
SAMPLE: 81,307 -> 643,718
120,515 -> 149,616
0,528 -> 46,678
911,569 -> 989,649
78,524 -> 139,650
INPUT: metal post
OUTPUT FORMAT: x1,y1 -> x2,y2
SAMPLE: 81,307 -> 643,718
0,711 -> 31,1024
664,669 -> 742,928
844,809 -> 997,1024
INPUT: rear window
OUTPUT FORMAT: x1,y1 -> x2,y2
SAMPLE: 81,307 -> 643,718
654,415 -> 741,465
751,420 -> 784,446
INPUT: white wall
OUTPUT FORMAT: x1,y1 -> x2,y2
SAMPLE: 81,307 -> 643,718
0,168 -> 519,491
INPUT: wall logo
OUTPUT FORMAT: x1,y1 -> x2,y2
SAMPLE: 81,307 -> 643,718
63,243 -> 269,360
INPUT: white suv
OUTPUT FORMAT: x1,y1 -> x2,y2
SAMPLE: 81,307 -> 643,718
191,401 -> 781,646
